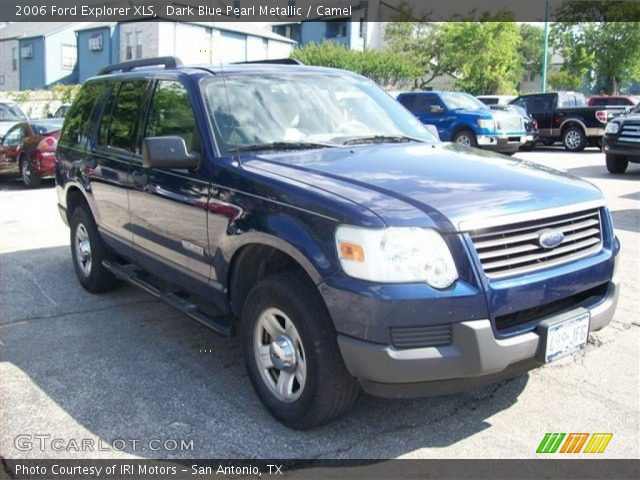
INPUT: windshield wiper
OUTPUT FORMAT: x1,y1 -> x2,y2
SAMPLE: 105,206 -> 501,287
229,141 -> 334,153
341,135 -> 424,146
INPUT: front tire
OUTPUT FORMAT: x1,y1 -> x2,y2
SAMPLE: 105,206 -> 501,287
20,156 -> 41,188
453,130 -> 478,148
606,154 -> 628,174
562,126 -> 587,152
242,272 -> 360,429
70,207 -> 118,293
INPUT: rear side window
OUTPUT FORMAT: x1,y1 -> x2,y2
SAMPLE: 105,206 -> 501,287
100,80 -> 149,153
398,94 -> 417,111
144,81 -> 199,152
60,82 -> 105,148
413,94 -> 444,112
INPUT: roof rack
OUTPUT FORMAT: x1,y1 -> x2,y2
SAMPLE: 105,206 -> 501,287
231,58 -> 304,65
98,56 -> 182,76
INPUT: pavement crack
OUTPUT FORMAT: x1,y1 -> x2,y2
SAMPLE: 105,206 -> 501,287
0,299 -> 160,327
16,264 -> 57,306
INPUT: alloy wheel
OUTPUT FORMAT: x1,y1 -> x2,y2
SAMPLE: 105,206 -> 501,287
75,223 -> 92,277
253,307 -> 307,403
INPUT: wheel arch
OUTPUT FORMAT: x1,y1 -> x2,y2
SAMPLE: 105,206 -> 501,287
560,118 -> 587,136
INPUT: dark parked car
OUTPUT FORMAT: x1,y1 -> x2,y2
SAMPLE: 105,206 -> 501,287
0,119 -> 63,187
510,92 -> 628,151
489,104 -> 538,150
603,103 -> 640,173
56,58 -> 619,428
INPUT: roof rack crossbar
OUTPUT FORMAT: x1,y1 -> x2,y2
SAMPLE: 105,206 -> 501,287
98,56 -> 183,76
231,58 -> 304,66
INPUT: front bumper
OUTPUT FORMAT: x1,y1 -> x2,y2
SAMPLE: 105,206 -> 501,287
477,134 -> 526,152
337,277 -> 619,398
603,136 -> 640,160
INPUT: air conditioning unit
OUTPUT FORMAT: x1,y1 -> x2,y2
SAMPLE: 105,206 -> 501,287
21,43 -> 33,59
89,33 -> 103,51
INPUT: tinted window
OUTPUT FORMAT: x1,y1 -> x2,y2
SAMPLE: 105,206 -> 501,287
145,81 -> 199,152
526,95 -> 553,113
59,83 -> 105,148
592,98 -> 631,106
31,120 -> 64,135
479,97 -> 499,105
98,85 -> 117,147
414,94 -> 445,112
104,81 -> 149,153
398,94 -> 417,110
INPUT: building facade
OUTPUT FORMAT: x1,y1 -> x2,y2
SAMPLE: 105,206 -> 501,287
0,21 -> 296,91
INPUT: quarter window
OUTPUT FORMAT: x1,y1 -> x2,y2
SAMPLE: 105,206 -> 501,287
102,81 -> 149,153
60,81 -> 105,148
145,81 -> 199,153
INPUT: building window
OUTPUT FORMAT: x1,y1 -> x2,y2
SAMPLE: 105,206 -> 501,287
126,32 -> 132,60
21,43 -> 33,59
61,44 -> 77,69
12,47 -> 18,70
89,33 -> 103,51
326,21 -> 347,39
135,31 -> 143,59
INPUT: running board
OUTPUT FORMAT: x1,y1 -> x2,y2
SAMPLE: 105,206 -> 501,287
102,260 -> 235,337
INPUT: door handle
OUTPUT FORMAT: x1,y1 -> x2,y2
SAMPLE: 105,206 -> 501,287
131,171 -> 148,187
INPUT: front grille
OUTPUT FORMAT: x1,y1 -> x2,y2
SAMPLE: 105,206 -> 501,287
495,283 -> 609,333
469,208 -> 603,279
496,117 -> 523,132
390,324 -> 451,349
619,122 -> 640,143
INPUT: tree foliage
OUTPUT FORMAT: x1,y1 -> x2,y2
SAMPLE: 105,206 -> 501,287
291,42 -> 420,86
551,21 -> 640,94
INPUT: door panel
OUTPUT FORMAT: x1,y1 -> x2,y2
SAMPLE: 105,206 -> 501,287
90,81 -> 149,244
128,79 -> 212,289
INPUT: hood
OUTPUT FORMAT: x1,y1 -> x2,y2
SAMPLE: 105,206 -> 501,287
241,143 -> 604,232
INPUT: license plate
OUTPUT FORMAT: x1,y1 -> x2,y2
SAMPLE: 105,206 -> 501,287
544,312 -> 590,363
526,135 -> 535,142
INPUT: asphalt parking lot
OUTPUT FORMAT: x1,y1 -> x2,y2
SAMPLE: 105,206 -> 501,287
0,147 -> 638,460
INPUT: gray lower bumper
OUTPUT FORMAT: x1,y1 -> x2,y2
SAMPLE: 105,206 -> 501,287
337,278 -> 619,398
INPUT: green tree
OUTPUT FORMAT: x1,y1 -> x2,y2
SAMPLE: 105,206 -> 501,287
518,24 -> 544,81
438,22 -> 523,95
552,21 -> 640,94
291,42 -> 420,86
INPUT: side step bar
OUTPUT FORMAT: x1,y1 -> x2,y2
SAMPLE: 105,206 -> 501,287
103,260 -> 235,337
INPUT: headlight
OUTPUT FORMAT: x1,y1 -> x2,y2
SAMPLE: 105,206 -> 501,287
335,226 -> 458,288
477,119 -> 496,130
605,122 -> 620,134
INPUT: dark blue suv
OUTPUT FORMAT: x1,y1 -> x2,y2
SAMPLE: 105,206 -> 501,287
55,57 -> 619,428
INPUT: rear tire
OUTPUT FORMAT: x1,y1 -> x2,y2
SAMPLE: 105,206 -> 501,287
606,154 -> 628,174
453,130 -> 478,148
241,272 -> 360,429
562,126 -> 587,152
70,206 -> 118,293
20,156 -> 41,188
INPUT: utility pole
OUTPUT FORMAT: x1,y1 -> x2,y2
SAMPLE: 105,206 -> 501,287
541,0 -> 550,92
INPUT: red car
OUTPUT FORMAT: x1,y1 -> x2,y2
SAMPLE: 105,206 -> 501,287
0,119 -> 63,187
587,95 -> 640,107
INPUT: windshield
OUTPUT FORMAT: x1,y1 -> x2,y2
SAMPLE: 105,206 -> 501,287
201,72 -> 437,155
0,103 -> 27,122
440,92 -> 488,111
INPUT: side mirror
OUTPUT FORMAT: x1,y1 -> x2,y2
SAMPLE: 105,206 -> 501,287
142,136 -> 200,170
429,105 -> 444,114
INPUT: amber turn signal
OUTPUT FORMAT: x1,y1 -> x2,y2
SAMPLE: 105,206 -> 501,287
339,242 -> 365,262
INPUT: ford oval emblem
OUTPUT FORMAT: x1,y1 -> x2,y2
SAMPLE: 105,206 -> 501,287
538,229 -> 564,249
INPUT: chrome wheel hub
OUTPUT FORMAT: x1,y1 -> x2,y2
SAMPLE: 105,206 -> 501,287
565,131 -> 580,149
456,135 -> 471,147
254,307 -> 307,403
75,223 -> 92,277
22,162 -> 30,183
